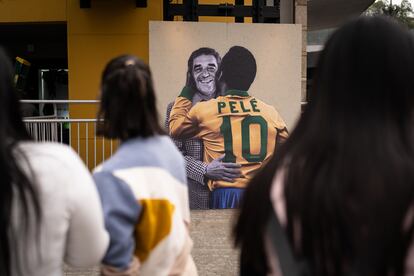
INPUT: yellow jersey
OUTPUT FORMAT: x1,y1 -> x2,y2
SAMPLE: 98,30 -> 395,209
169,88 -> 288,189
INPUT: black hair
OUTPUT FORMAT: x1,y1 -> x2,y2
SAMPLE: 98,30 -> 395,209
235,16 -> 414,276
186,47 -> 221,94
221,46 -> 257,91
97,55 -> 164,140
0,47 -> 40,275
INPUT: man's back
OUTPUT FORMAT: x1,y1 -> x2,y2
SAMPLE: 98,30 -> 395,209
170,89 -> 288,189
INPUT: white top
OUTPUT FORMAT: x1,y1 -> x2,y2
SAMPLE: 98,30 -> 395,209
10,142 -> 109,276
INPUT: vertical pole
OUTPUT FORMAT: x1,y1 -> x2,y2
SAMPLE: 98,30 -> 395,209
94,123 -> 97,168
184,0 -> 198,21
60,122 -> 63,144
253,0 -> 266,23
86,123 -> 89,168
235,0 -> 245,22
102,136 -> 105,162
163,0 -> 173,20
77,123 -> 80,155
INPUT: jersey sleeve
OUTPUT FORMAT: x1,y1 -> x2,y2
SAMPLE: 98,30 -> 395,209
169,87 -> 200,139
93,171 -> 141,270
273,109 -> 289,144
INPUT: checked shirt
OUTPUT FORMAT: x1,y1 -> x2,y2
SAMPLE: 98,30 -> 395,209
166,102 -> 210,209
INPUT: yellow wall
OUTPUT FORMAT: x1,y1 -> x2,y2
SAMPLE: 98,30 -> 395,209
67,0 -> 253,109
67,0 -> 163,114
66,0 -> 165,166
0,0 -> 66,22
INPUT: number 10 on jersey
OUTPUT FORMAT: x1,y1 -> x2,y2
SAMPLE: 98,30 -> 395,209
220,115 -> 268,163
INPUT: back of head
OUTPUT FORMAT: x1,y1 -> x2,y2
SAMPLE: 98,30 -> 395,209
97,55 -> 163,140
281,16 -> 414,274
235,16 -> 414,276
307,16 -> 414,132
221,46 -> 257,91
0,47 -> 39,275
0,48 -> 29,141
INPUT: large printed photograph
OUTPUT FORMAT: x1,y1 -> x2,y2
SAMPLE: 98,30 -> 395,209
150,21 -> 302,210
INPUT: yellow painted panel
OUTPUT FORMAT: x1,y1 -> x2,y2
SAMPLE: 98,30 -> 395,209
66,0 -> 163,164
68,33 -> 150,104
199,16 -> 235,23
0,0 -> 66,22
67,0 -> 162,35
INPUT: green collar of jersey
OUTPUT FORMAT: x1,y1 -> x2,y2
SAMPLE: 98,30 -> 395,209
179,86 -> 195,101
225,90 -> 249,97
180,87 -> 249,100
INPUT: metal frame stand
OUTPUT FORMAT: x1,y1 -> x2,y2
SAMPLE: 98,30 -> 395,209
80,0 -> 147,8
163,0 -> 280,23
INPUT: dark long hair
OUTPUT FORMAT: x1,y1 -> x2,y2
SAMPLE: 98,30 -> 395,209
97,55 -> 164,140
0,47 -> 41,275
235,16 -> 414,275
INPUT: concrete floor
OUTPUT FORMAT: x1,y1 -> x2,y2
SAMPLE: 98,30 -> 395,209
64,209 -> 239,276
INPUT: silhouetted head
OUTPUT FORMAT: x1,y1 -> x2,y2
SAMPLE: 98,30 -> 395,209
97,55 -> 163,141
221,46 -> 257,91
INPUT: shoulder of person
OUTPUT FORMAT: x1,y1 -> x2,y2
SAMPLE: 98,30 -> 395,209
159,136 -> 186,161
254,98 -> 283,115
19,141 -> 82,166
156,136 -> 187,182
192,98 -> 219,113
18,141 -> 95,197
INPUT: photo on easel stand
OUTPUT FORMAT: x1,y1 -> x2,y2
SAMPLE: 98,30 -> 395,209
150,21 -> 302,210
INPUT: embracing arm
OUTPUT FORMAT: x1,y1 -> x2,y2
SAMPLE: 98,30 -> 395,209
169,87 -> 200,139
167,100 -> 241,184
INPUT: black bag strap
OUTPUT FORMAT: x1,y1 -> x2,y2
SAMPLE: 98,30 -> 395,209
267,209 -> 310,276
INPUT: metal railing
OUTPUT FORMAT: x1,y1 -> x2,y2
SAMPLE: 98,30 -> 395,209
21,100 -> 117,169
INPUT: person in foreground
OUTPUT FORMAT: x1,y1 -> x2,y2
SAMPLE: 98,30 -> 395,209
93,55 -> 197,275
0,47 -> 109,276
235,16 -> 414,276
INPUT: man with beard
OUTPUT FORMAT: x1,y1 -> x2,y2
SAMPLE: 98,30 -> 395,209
165,47 -> 241,210
169,46 -> 288,209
